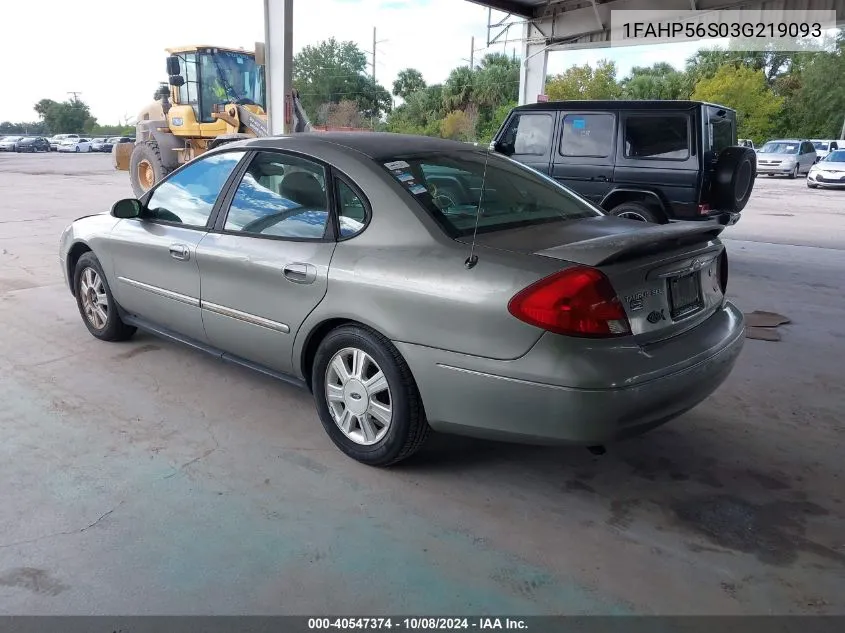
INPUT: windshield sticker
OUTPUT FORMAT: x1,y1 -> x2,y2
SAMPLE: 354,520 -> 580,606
394,171 -> 414,182
572,118 -> 586,130
409,184 -> 428,195
384,160 -> 410,170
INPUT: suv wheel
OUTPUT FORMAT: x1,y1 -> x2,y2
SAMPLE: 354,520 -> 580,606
608,201 -> 661,223
788,165 -> 799,179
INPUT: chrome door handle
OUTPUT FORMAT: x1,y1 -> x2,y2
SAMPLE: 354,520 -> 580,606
169,244 -> 190,261
283,263 -> 317,284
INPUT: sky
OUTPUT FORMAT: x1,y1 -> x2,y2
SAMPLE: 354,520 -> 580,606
0,0 -> 707,124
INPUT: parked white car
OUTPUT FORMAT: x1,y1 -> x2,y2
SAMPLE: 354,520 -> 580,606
811,140 -> 841,162
57,138 -> 92,153
49,134 -> 80,151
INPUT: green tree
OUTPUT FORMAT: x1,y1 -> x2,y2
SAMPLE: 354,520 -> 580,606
545,60 -> 621,101
442,66 -> 475,111
473,53 -> 519,107
33,97 -> 96,134
293,38 -> 391,123
691,65 -> 783,143
392,68 -> 427,100
440,110 -> 472,140
621,63 -> 689,100
475,101 -> 516,143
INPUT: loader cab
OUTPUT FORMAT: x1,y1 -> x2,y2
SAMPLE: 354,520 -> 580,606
165,46 -> 266,133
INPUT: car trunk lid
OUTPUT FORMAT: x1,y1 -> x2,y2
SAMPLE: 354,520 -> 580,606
457,216 -> 728,343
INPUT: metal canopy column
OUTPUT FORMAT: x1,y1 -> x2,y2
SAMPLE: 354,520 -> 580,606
519,22 -> 548,105
263,0 -> 293,135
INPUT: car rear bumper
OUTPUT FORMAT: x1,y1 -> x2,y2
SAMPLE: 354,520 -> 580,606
395,301 -> 745,445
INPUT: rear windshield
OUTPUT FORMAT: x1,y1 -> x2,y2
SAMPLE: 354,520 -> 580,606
759,142 -> 799,154
380,151 -> 601,238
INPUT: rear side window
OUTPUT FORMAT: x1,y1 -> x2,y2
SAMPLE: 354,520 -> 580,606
560,113 -> 614,157
624,115 -> 690,160
223,151 -> 329,240
500,113 -> 553,156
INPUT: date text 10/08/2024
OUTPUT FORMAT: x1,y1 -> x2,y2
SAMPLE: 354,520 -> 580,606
308,618 -> 528,630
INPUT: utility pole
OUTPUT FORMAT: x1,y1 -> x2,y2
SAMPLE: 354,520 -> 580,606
67,91 -> 82,101
369,27 -> 387,129
470,36 -> 475,69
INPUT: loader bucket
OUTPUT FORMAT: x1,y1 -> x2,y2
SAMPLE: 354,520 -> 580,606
113,142 -> 132,172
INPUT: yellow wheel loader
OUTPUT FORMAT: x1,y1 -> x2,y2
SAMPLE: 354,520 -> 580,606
114,45 -> 311,197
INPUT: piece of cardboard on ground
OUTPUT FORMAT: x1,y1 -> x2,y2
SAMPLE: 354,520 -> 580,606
745,326 -> 782,341
744,311 -> 791,328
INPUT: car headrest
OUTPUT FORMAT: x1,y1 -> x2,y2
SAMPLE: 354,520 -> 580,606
280,171 -> 325,209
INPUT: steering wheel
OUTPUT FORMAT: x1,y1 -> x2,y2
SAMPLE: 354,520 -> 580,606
432,193 -> 458,210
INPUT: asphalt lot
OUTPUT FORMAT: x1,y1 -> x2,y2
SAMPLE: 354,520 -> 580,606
1,152 -> 843,615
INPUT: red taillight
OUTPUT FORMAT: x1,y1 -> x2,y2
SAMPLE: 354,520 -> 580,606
698,203 -> 711,215
718,249 -> 728,293
508,267 -> 631,338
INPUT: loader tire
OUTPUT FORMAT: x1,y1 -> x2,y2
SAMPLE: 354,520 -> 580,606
129,140 -> 171,198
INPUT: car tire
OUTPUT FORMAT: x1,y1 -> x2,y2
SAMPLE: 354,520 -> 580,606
73,252 -> 136,342
608,201 -> 662,223
129,140 -> 171,198
807,182 -> 818,189
75,146 -> 80,153
311,324 -> 430,466
788,165 -> 798,179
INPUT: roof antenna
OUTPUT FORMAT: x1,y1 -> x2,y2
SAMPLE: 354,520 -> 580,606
465,146 -> 491,269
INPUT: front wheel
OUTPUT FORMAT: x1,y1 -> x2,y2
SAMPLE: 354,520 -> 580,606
129,140 -> 170,198
311,325 -> 430,466
788,165 -> 798,179
73,252 -> 136,342
75,146 -> 80,153
807,182 -> 818,189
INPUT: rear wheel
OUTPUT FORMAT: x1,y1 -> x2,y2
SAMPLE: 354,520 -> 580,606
73,252 -> 136,342
311,325 -> 430,466
129,140 -> 171,198
608,201 -> 662,223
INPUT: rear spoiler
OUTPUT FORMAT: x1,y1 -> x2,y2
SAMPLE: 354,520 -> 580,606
537,220 -> 725,267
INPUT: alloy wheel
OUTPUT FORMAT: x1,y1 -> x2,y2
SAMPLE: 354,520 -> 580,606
325,347 -> 392,445
79,267 -> 109,330
617,211 -> 648,222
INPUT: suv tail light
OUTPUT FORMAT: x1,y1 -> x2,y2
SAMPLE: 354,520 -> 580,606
508,267 -> 631,338
698,203 -> 711,215
718,249 -> 728,293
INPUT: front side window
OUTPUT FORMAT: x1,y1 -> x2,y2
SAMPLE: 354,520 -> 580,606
382,151 -> 601,238
560,113 -> 614,157
223,152 -> 329,240
177,53 -> 199,112
500,113 -> 553,156
145,151 -> 245,227
625,115 -> 690,159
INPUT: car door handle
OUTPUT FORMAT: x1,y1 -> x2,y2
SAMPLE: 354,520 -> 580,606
283,263 -> 317,284
169,244 -> 190,261
591,175 -> 609,182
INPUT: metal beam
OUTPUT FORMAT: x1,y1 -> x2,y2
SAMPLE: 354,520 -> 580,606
264,0 -> 293,135
467,0 -> 535,18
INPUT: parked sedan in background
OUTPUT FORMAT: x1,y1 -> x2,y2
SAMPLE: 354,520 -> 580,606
59,133 -> 745,466
15,136 -> 51,153
807,149 -> 845,188
57,138 -> 92,153
100,136 -> 133,153
0,136 -> 24,152
49,134 -> 80,151
90,138 -> 109,152
755,139 -> 817,178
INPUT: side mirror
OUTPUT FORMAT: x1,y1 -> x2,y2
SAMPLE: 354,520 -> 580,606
168,75 -> 185,87
111,198 -> 142,219
493,140 -> 515,156
166,55 -> 180,76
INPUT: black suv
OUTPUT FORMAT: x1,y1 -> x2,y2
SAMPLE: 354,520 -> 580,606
492,100 -> 755,225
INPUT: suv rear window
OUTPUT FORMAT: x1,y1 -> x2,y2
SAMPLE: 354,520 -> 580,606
381,151 -> 600,238
624,115 -> 690,159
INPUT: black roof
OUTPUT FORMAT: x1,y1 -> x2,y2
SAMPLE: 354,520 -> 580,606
514,100 -> 734,112
249,132 -> 474,161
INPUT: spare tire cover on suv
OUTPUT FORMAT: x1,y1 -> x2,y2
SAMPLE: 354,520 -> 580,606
711,147 -> 756,213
